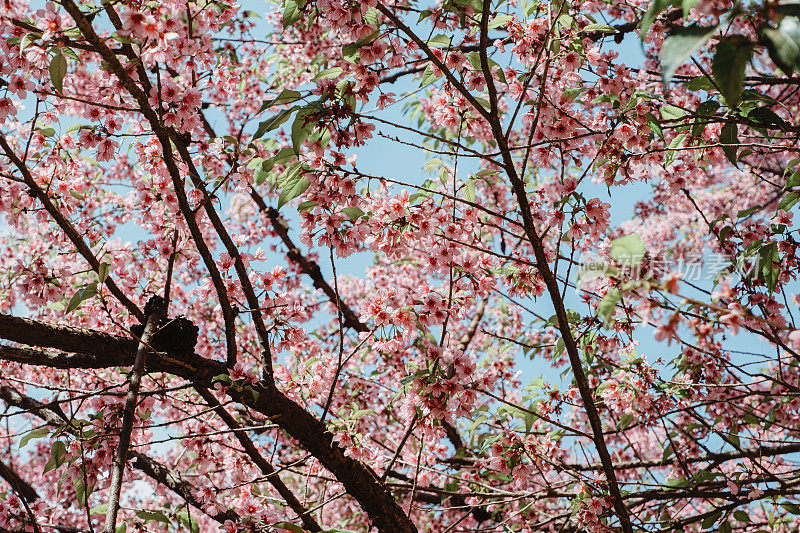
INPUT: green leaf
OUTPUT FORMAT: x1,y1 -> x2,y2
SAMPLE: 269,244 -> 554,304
74,475 -> 90,506
610,233 -> 645,267
291,108 -> 314,154
253,107 -> 297,140
361,7 -> 378,26
662,446 -> 673,461
97,262 -> 111,283
618,413 -> 634,430
43,441 -> 67,474
136,510 -> 171,525
488,15 -> 513,29
759,242 -> 780,292
524,410 -> 537,433
645,112 -> 664,140
341,207 -> 365,220
682,0 -> 700,15
685,75 -> 715,91
665,131 -> 687,166
420,63 -> 442,86
463,181 -> 476,203
282,0 -> 303,29
597,288 -> 622,326
65,123 -> 91,134
298,201 -> 318,212
763,17 -> 800,75
427,34 -> 453,47
583,23 -> 617,34
247,157 -> 265,170
666,477 -> 690,489
247,386 -> 260,401
263,147 -> 297,173
49,53 -> 67,94
712,36 -> 753,108
466,52 -> 506,83
254,170 -> 272,186
350,408 -> 376,419
696,100 -> 720,116
90,503 -> 109,515
472,169 -> 501,179
176,509 -> 199,533
778,192 -> 799,211
314,67 -> 344,81
278,163 -> 310,208
639,0 -> 676,36
342,31 -> 379,60
554,337 -> 565,356
468,414 -> 488,433
660,24 -> 718,84
19,427 -> 49,449
660,105 -> 687,120
733,510 -> 751,522
720,121 -> 739,167
748,106 -> 788,131
737,204 -> 762,218
718,225 -> 733,244
66,282 -> 98,314
692,100 -> 720,137
259,90 -> 302,112
19,32 -> 41,55
788,170 -> 800,187
781,502 -> 800,515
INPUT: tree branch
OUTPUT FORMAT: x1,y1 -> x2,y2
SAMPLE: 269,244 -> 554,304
0,133 -> 144,322
0,382 -> 241,525
0,460 -> 39,503
103,295 -> 166,532
377,2 -> 634,529
0,314 -> 416,532
194,387 -> 322,532
60,0 -> 239,367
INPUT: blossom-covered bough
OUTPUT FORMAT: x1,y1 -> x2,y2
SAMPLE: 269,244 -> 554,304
1,0 -> 800,530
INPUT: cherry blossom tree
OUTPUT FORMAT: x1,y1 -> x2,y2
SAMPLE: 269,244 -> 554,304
1,0 -> 800,531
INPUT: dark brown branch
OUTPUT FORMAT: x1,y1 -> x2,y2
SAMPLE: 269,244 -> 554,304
0,315 -> 136,363
379,0 -> 633,527
103,296 -> 166,532
0,460 -> 39,503
0,522 -> 89,533
60,0 -> 239,366
0,344 -> 121,370
249,193 -> 367,332
571,441 -> 800,471
0,314 -> 416,532
583,8 -> 683,42
194,387 -> 322,532
68,0 -> 283,376
0,382 -> 241,525
0,133 -> 144,322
